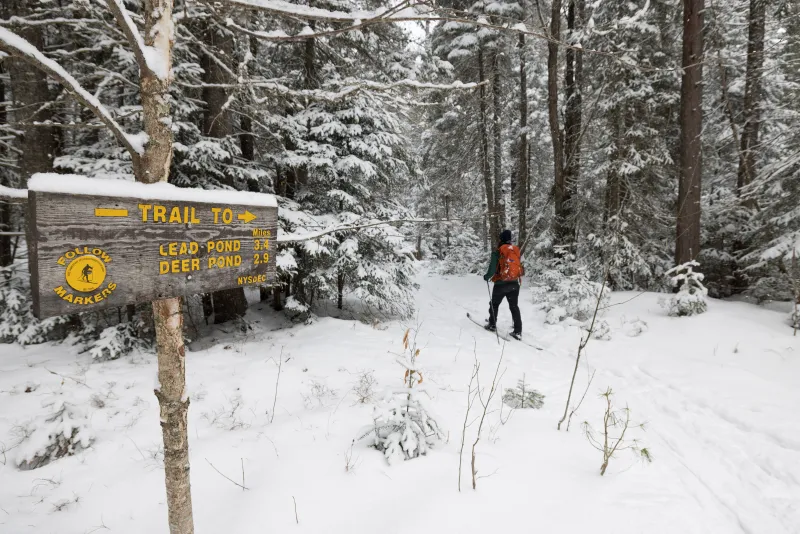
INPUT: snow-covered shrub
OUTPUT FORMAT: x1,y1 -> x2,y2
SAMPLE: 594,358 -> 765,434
502,377 -> 545,409
87,321 -> 148,361
590,320 -> 612,341
284,295 -> 312,323
664,261 -> 708,317
622,318 -> 649,337
532,269 -> 610,324
15,401 -> 93,470
0,265 -> 71,344
361,328 -> 443,465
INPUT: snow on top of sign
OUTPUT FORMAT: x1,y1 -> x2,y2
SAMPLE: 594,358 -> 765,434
0,184 -> 28,199
28,174 -> 277,208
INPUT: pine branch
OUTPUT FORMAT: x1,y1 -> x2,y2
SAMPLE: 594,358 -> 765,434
0,26 -> 142,159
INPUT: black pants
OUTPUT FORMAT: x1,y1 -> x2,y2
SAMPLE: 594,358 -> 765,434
488,282 -> 522,334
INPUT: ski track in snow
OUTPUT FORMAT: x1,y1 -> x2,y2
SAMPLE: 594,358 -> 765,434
1,271 -> 799,533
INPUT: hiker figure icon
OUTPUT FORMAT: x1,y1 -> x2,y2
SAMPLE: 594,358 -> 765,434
81,263 -> 93,283
483,229 -> 524,340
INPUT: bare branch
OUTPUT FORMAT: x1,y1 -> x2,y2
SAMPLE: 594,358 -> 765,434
205,458 -> 249,490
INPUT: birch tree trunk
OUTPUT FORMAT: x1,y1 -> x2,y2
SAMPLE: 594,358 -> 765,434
138,1 -> 194,532
676,0 -> 705,265
737,0 -> 766,207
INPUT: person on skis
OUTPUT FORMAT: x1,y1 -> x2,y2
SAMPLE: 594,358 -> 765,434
483,229 -> 523,340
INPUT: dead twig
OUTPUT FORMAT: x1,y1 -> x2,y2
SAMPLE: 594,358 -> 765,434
558,273 -> 608,431
472,346 -> 506,490
458,345 -> 480,492
567,368 -> 597,432
205,458 -> 249,490
270,348 -> 284,424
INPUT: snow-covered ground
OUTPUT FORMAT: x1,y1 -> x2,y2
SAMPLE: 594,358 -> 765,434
1,270 -> 799,533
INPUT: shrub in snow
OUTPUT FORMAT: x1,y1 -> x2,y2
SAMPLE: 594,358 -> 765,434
302,380 -> 337,409
582,388 -> 651,476
0,265 -> 70,344
352,371 -> 377,404
590,320 -> 612,341
87,321 -> 148,361
502,377 -> 545,409
532,269 -> 610,324
284,295 -> 313,323
361,328 -> 443,465
665,261 -> 708,317
622,317 -> 649,337
15,401 -> 93,470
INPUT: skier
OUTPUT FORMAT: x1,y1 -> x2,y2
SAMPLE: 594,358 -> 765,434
483,229 -> 523,340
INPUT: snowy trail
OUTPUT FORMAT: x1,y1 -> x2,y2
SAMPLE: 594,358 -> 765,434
1,272 -> 799,533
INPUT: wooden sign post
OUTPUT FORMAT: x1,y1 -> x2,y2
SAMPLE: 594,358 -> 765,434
27,174 -> 278,319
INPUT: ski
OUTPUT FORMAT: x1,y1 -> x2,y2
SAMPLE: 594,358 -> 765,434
466,312 -> 543,350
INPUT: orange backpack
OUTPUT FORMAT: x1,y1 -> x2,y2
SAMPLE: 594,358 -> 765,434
492,244 -> 524,282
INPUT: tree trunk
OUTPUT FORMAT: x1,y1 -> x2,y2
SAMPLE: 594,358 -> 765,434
5,1 -> 57,185
737,0 -> 765,206
202,23 -> 248,323
478,47 -> 498,248
137,2 -> 194,533
152,297 -> 193,534
304,25 -> 319,90
548,0 -> 566,249
491,48 -> 505,233
445,194 -> 450,248
272,286 -> 283,311
0,64 -> 12,269
561,0 -> 584,250
337,271 -> 344,310
240,115 -> 255,161
676,0 -> 705,265
517,24 -> 529,251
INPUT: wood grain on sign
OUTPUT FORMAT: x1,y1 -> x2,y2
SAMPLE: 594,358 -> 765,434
28,191 -> 278,319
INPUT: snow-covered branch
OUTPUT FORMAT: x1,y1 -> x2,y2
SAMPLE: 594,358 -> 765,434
0,17 -> 101,27
185,78 -> 482,103
0,26 -> 143,158
220,0 -> 626,66
279,217 -> 454,243
222,0 -> 426,23
105,0 -> 170,79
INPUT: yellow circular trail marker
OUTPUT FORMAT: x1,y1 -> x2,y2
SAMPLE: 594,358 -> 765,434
65,255 -> 107,293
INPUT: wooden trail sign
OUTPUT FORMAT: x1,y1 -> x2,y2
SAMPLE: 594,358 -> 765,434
27,174 -> 278,319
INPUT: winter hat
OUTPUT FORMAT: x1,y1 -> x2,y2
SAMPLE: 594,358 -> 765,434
499,229 -> 512,244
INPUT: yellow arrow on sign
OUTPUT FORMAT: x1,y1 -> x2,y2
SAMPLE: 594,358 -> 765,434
238,210 -> 257,223
95,208 -> 129,217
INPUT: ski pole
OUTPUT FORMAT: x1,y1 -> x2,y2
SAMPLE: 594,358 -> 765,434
486,281 -> 500,344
